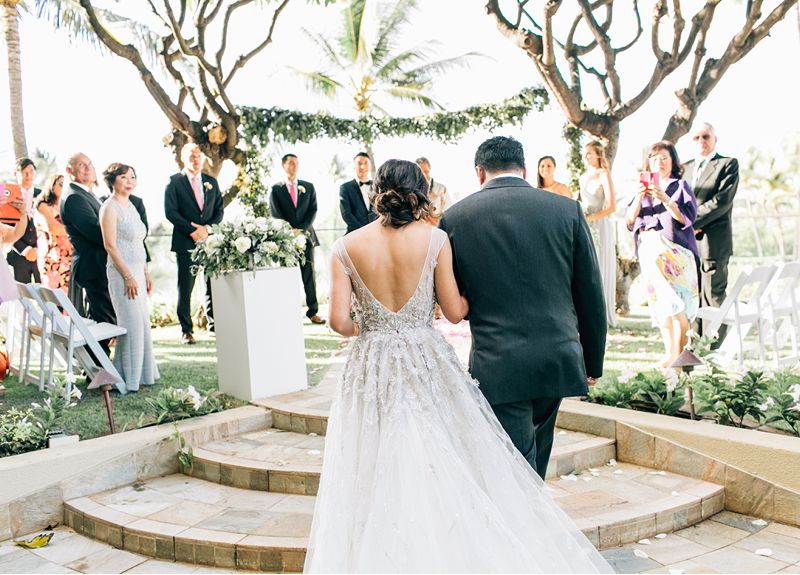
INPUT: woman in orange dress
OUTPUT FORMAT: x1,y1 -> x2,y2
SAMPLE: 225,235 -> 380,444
35,174 -> 73,293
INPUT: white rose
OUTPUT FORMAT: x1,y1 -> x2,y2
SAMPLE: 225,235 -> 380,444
266,241 -> 279,253
255,217 -> 268,228
245,223 -> 256,233
295,235 -> 307,249
234,236 -> 252,253
271,219 -> 284,231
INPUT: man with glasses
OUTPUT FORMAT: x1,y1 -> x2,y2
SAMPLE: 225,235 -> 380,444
683,123 -> 740,343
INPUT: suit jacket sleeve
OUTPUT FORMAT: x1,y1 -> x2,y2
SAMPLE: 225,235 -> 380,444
339,184 -> 360,230
571,203 -> 607,378
298,183 -> 317,231
694,158 -> 739,229
164,179 -> 197,235
63,192 -> 104,248
269,185 -> 285,221
206,178 -> 225,226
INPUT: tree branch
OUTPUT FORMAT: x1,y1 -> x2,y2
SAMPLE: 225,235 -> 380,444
216,0 -> 252,70
576,0 -> 621,105
542,0 -> 562,66
223,0 -> 292,88
615,0 -> 643,54
651,0 -> 668,62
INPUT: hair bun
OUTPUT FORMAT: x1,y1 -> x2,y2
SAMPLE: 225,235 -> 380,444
370,160 -> 430,228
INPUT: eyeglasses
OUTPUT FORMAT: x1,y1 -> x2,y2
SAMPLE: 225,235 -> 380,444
649,156 -> 670,163
693,134 -> 712,141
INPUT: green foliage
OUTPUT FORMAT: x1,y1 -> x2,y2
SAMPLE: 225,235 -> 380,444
692,366 -> 771,428
144,385 -> 229,426
240,86 -> 549,150
149,299 -> 177,328
562,123 -> 584,197
764,368 -> 800,434
190,217 -> 306,279
169,423 -> 194,468
234,151 -> 272,219
630,369 -> 686,416
588,377 -> 637,409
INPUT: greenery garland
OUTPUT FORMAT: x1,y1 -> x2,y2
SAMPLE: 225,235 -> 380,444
238,86 -> 550,150
563,123 -> 585,196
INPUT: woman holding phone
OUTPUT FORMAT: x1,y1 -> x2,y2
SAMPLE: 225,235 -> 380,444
579,141 -> 617,327
626,141 -> 699,369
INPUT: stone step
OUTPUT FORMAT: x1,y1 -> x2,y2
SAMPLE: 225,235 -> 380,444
63,474 -> 313,572
62,463 -> 724,572
181,427 -> 616,495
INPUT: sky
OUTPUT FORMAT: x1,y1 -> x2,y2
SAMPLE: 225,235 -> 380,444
1,0 -> 798,232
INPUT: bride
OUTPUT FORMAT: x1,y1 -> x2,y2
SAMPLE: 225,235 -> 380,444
304,159 -> 612,574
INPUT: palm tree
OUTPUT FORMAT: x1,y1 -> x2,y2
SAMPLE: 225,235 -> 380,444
294,0 -> 480,167
2,0 -> 27,158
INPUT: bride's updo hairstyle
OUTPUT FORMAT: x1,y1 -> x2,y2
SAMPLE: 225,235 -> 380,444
371,159 -> 430,228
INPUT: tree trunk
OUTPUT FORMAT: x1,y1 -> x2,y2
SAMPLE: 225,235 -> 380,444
2,1 -> 27,159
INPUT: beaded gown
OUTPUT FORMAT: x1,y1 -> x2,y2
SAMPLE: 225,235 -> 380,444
304,227 -> 611,574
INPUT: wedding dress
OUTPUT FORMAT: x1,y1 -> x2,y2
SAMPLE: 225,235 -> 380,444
304,227 -> 612,574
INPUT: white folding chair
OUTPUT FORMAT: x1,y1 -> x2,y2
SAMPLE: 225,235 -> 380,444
15,283 -> 49,389
34,285 -> 127,395
695,265 -> 778,367
762,262 -> 800,367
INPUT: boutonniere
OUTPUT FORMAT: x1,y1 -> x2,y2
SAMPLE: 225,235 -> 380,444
203,182 -> 212,191
298,185 -> 306,195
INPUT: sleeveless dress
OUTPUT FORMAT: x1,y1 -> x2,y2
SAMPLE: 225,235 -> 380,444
105,199 -> 159,392
304,227 -> 611,574
580,174 -> 617,328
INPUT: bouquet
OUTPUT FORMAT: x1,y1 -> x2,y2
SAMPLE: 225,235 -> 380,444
191,216 -> 306,279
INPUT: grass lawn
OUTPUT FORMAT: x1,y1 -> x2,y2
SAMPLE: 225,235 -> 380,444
0,315 -> 347,442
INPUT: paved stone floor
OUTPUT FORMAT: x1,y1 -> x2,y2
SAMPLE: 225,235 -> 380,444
2,511 -> 800,573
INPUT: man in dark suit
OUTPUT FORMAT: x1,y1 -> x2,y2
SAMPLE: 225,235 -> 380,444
60,152 -> 116,327
164,144 -> 224,344
269,154 -> 324,324
9,158 -> 41,283
339,152 -> 376,234
439,136 -> 607,480
683,123 -> 740,343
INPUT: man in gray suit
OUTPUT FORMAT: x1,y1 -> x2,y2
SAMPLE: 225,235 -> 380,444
439,136 -> 607,479
683,123 -> 740,343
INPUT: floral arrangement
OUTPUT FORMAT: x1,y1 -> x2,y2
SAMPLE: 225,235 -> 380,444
191,215 -> 306,279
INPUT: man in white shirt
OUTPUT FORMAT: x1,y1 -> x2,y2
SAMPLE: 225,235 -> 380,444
339,152 -> 376,234
9,158 -> 40,283
683,123 -> 740,343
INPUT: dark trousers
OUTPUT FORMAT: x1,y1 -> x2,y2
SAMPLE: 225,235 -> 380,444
177,252 -> 214,334
491,397 -> 562,480
9,256 -> 40,284
695,257 -> 730,346
301,246 -> 318,318
81,278 -> 116,357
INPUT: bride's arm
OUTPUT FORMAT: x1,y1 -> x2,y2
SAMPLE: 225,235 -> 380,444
434,239 -> 469,323
329,252 -> 359,337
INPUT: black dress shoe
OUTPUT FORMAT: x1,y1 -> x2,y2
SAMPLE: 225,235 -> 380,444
181,332 -> 196,345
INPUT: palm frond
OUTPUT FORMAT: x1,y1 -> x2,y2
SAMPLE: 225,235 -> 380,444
374,48 -> 425,80
373,0 -> 417,65
341,0 -> 367,64
381,85 -> 442,110
289,67 -> 347,99
300,27 -> 347,74
397,51 -> 484,84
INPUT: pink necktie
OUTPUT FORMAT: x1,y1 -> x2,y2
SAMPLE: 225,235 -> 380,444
289,181 -> 297,208
192,175 -> 204,210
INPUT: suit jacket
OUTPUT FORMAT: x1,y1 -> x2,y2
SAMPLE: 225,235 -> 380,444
438,177 -> 607,405
683,153 -> 739,261
339,179 -> 376,234
269,180 -> 319,247
7,187 -> 41,269
164,172 -> 224,254
59,183 -> 107,284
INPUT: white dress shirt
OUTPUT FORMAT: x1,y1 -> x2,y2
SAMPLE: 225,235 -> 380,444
358,180 -> 371,210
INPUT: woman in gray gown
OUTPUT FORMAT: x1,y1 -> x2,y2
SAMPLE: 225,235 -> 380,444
579,141 -> 618,328
99,163 -> 159,393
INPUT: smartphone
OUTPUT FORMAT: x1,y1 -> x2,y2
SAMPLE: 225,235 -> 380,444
0,183 -> 23,224
638,172 -> 660,190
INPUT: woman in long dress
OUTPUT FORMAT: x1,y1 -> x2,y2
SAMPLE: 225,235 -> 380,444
626,141 -> 699,368
537,155 -> 572,198
579,141 -> 617,328
35,174 -> 73,293
305,160 -> 611,574
99,163 -> 159,393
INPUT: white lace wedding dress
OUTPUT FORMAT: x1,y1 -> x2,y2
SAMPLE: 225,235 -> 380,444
304,227 -> 612,574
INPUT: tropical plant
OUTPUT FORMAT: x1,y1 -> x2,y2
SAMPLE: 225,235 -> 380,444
765,367 -> 800,434
293,0 -> 479,163
588,369 -> 637,409
2,0 -> 27,158
630,368 -> 687,416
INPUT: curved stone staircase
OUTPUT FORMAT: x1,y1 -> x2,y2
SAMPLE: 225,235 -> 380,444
61,364 -> 725,572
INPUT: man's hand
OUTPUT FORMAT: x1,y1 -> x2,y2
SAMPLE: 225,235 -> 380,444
24,248 -> 38,262
587,377 -> 599,387
190,223 -> 209,241
694,229 -> 702,236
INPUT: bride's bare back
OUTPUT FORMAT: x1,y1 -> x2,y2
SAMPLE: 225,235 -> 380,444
343,221 -> 433,312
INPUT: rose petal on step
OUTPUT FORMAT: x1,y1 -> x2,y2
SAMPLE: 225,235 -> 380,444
590,472 -> 599,477
633,549 -> 648,558
309,433 -> 317,437
308,450 -> 321,455
613,470 -> 624,475
755,549 -> 772,556
607,459 -> 617,466
655,533 -> 667,539
557,431 -> 567,435
637,539 -> 651,545
752,519 -> 768,526
668,570 -> 684,575
583,476 -> 592,481
588,468 -> 598,473
671,491 -> 679,496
